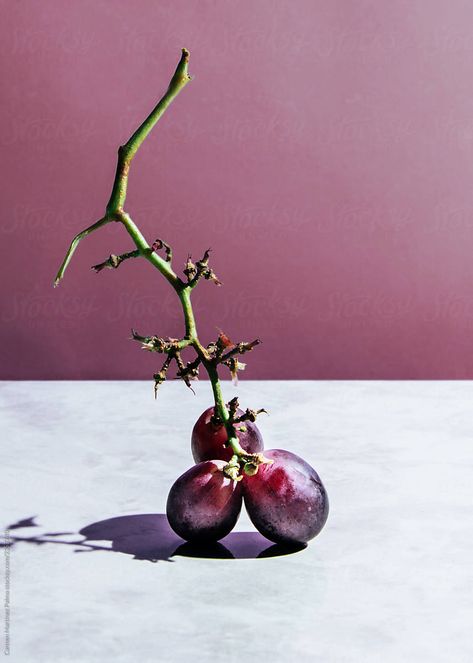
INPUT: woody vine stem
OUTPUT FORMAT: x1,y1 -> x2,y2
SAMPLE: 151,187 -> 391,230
53,49 -> 269,479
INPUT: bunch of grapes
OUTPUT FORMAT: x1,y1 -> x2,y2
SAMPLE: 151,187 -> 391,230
167,405 -> 329,547
55,49 -> 329,552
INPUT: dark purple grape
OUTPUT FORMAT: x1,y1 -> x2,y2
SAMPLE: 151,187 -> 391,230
166,460 -> 242,542
243,449 -> 329,546
191,406 -> 264,463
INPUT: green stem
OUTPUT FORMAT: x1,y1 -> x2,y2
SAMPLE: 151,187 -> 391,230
116,211 -> 178,288
53,49 -> 249,461
54,217 -> 109,287
106,48 -> 191,214
178,287 -> 197,339
206,363 -> 246,456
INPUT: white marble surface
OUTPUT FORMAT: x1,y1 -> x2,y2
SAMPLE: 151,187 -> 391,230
1,380 -> 472,663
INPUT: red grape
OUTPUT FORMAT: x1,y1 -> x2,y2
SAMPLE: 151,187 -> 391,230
243,449 -> 329,546
191,406 -> 264,463
166,460 -> 242,542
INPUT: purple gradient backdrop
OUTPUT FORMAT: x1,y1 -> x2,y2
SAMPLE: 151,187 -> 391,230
2,0 -> 473,379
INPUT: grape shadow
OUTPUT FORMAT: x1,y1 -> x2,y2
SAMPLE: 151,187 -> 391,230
80,514 -> 306,560
4,515 -> 305,561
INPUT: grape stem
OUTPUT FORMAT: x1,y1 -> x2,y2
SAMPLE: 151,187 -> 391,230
53,49 -> 257,463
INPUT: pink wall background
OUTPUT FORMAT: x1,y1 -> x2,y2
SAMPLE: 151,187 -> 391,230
2,0 -> 473,379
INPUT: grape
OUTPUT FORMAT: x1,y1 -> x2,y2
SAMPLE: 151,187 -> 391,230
166,460 -> 242,542
243,449 -> 329,546
191,406 -> 264,463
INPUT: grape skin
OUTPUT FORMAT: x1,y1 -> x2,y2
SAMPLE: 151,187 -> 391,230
243,449 -> 329,546
166,460 -> 243,542
191,406 -> 264,463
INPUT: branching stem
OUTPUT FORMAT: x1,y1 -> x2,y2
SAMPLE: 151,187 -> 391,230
53,49 -> 261,470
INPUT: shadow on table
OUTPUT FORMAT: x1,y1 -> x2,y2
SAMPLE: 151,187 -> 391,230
3,515 -> 305,562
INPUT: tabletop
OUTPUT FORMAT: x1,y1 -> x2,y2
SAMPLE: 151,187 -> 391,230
1,380 -> 472,663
